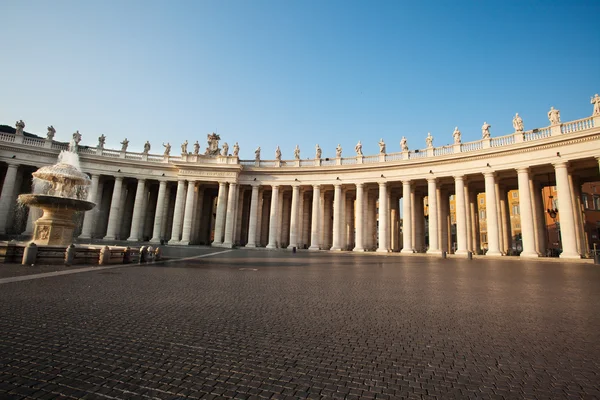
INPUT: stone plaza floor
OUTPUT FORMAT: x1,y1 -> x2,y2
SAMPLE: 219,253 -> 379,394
0,249 -> 599,399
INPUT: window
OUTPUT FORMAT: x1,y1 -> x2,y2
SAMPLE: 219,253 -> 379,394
515,222 -> 520,229
512,191 -> 518,199
583,194 -> 589,209
450,204 -> 454,211
481,233 -> 487,243
480,210 -> 486,219
595,196 -> 600,210
512,204 -> 520,215
479,197 -> 484,205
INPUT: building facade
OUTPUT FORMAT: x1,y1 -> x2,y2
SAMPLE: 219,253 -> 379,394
1,97 -> 600,259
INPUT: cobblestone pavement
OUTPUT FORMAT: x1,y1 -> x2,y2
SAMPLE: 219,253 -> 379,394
0,250 -> 599,399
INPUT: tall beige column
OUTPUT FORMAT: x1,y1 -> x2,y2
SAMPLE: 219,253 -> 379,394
168,180 -> 187,244
0,163 -> 19,234
426,178 -> 441,254
531,181 -> 546,256
297,189 -> 305,248
463,183 -> 472,252
437,188 -> 448,253
104,176 -> 124,240
401,181 -> 414,253
554,162 -> 580,258
245,184 -> 260,247
569,175 -> 586,256
127,178 -> 147,241
353,183 -> 365,251
180,180 -> 197,245
454,176 -> 468,256
330,183 -> 343,251
517,167 -> 539,258
414,194 -> 425,252
150,180 -> 168,243
223,182 -> 238,248
255,189 -> 264,246
377,182 -> 389,252
79,174 -> 100,239
469,192 -> 480,254
309,185 -> 321,250
267,185 -> 280,249
484,172 -> 502,256
288,185 -> 301,249
367,191 -> 374,249
212,182 -> 228,245
499,188 -> 511,254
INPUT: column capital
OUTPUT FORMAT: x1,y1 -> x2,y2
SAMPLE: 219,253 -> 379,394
292,183 -> 300,190
426,177 -> 437,184
114,175 -> 124,182
553,160 -> 569,169
187,178 -> 196,183
333,182 -> 342,188
516,166 -> 530,174
137,177 -> 146,183
355,182 -> 364,188
453,175 -> 465,181
251,183 -> 260,189
312,184 -> 321,190
378,181 -> 387,187
218,181 -> 228,187
483,171 -> 496,178
271,184 -> 280,189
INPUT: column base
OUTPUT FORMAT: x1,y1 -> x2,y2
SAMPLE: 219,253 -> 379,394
103,236 -> 116,241
287,244 -> 298,250
330,246 -> 342,251
400,248 -> 415,254
520,251 -> 539,258
176,241 -> 190,246
376,248 -> 389,253
559,252 -> 581,259
127,237 -> 141,242
168,239 -> 180,245
245,243 -> 256,248
426,249 -> 442,255
149,238 -> 161,244
266,244 -> 277,249
78,234 -> 91,240
308,246 -> 320,251
221,242 -> 234,248
454,250 -> 469,256
485,250 -> 503,256
352,247 -> 364,252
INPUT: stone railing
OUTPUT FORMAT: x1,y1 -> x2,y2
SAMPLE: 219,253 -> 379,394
1,111 -> 597,168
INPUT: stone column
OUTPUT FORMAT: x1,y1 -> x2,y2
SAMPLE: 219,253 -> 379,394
569,175 -> 586,256
255,189 -> 264,246
297,189 -> 305,248
267,185 -> 280,249
223,182 -> 238,248
401,181 -> 414,253
554,162 -> 580,258
150,180 -> 168,243
168,180 -> 187,244
104,176 -> 124,240
454,176 -> 468,256
531,181 -> 546,256
79,174 -> 100,239
246,184 -> 260,248
516,168 -> 539,257
127,178 -> 147,241
309,185 -> 321,250
377,182 -> 389,252
330,184 -> 342,250
367,191 -> 374,249
499,187 -> 511,254
463,183 -> 472,252
0,163 -> 19,234
484,172 -> 502,256
414,194 -> 425,252
180,180 -> 197,245
437,188 -> 448,253
426,178 -> 441,254
288,185 -> 301,249
213,182 -> 228,245
469,192 -> 480,254
353,183 -> 365,251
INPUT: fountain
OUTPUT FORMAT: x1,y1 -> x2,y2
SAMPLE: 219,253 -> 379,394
18,151 -> 95,246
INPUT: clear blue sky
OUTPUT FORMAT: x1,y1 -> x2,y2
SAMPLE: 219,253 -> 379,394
1,0 -> 599,159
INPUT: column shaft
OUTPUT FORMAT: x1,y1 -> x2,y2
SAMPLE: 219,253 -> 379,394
0,164 -> 19,234
288,185 -> 300,249
454,176 -> 468,256
168,180 -> 187,244
245,185 -> 260,247
517,168 -> 539,257
213,182 -> 228,245
484,173 -> 502,256
353,183 -> 365,251
104,177 -> 124,240
180,181 -> 197,245
377,182 -> 389,252
150,181 -> 168,243
554,163 -> 580,258
127,179 -> 147,241
267,186 -> 280,249
309,185 -> 321,250
427,179 -> 441,254
223,183 -> 238,248
80,174 -> 100,239
401,181 -> 414,253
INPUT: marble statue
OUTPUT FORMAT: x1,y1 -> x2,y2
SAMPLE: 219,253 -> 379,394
400,136 -> 408,151
69,131 -> 82,153
98,134 -> 106,149
233,142 -> 239,157
255,146 -> 261,160
592,94 -> 600,116
163,142 -> 171,156
481,122 -> 491,139
315,144 -> 322,159
143,141 -> 151,154
453,127 -> 461,144
355,141 -> 363,156
548,106 -> 561,125
275,146 -> 282,161
193,141 -> 200,155
120,138 -> 129,152
15,120 -> 25,136
205,133 -> 221,156
336,144 -> 342,158
378,138 -> 386,154
426,132 -> 433,148
294,145 -> 300,160
222,142 -> 229,156
513,113 -> 524,132
46,126 -> 55,140
181,140 -> 188,155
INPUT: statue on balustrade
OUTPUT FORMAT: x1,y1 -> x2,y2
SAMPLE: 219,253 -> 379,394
120,138 -> 129,151
481,122 -> 491,139
222,142 -> 229,156
315,144 -> 322,159
143,141 -> 151,154
400,136 -> 408,151
294,145 -> 300,160
181,140 -> 188,155
46,126 -> 55,140
512,113 -> 524,132
98,134 -> 106,149
193,141 -> 200,155
426,132 -> 433,148
233,142 -> 239,157
355,141 -> 363,156
69,131 -> 82,153
205,133 -> 221,155
15,120 -> 25,136
275,146 -> 282,160
548,106 -> 561,125
255,146 -> 261,160
592,94 -> 600,116
163,142 -> 171,156
336,144 -> 342,158
378,138 -> 386,154
452,127 -> 461,144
